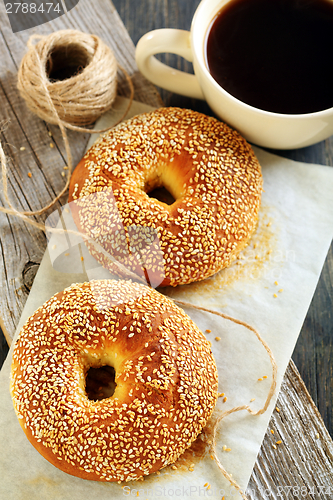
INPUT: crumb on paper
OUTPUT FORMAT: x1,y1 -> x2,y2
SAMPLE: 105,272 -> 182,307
258,377 -> 263,381
270,429 -> 274,435
222,396 -> 227,403
316,433 -> 320,439
250,398 -> 255,402
218,392 -> 225,398
27,172 -> 32,178
20,146 -> 25,151
215,336 -> 221,341
276,407 -> 280,413
276,440 -> 282,445
263,375 -> 268,379
274,281 -> 278,285
278,288 -> 283,293
272,444 -> 277,449
273,293 -> 278,298
50,143 -> 54,148
205,329 -> 211,333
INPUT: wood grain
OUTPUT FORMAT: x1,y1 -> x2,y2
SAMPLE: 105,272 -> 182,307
0,0 -> 162,344
0,0 -> 333,495
112,0 -> 333,442
248,360 -> 333,499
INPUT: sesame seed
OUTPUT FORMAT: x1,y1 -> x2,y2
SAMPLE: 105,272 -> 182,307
67,107 -> 262,287
10,280 -> 219,482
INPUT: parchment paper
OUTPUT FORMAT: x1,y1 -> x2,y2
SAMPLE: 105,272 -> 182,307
1,97 -> 333,499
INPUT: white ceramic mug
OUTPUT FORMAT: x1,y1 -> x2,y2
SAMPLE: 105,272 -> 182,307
135,0 -> 333,150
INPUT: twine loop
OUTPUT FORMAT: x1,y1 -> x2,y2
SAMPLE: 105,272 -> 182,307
17,29 -> 118,129
1,31 -> 276,499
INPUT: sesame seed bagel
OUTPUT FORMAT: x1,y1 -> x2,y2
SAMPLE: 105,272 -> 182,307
68,107 -> 262,287
10,280 -> 218,482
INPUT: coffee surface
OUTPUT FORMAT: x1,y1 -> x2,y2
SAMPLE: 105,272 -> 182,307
205,0 -> 333,114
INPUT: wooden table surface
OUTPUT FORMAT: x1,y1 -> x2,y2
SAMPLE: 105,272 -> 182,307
0,0 -> 333,497
111,0 -> 333,439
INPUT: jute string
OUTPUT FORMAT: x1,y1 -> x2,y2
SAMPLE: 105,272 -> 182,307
0,135 -> 277,497
5,29 -> 134,217
0,31 -> 276,499
172,300 -> 277,499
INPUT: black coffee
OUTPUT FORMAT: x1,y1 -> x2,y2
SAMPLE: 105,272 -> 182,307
205,0 -> 333,114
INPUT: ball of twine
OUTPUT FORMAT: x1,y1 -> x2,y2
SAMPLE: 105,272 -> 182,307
17,29 -> 118,129
13,29 -> 133,216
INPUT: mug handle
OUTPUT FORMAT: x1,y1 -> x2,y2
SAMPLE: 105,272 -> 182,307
135,29 -> 205,100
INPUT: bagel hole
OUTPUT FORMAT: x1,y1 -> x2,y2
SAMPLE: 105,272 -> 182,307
47,44 -> 91,81
85,365 -> 117,401
147,186 -> 175,205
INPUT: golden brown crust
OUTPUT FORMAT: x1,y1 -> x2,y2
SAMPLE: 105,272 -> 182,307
10,280 -> 218,482
68,108 -> 263,287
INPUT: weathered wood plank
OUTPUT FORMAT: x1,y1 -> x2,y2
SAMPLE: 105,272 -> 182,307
0,0 -> 162,343
248,360 -> 333,498
1,0 -> 333,496
112,0 -> 333,441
